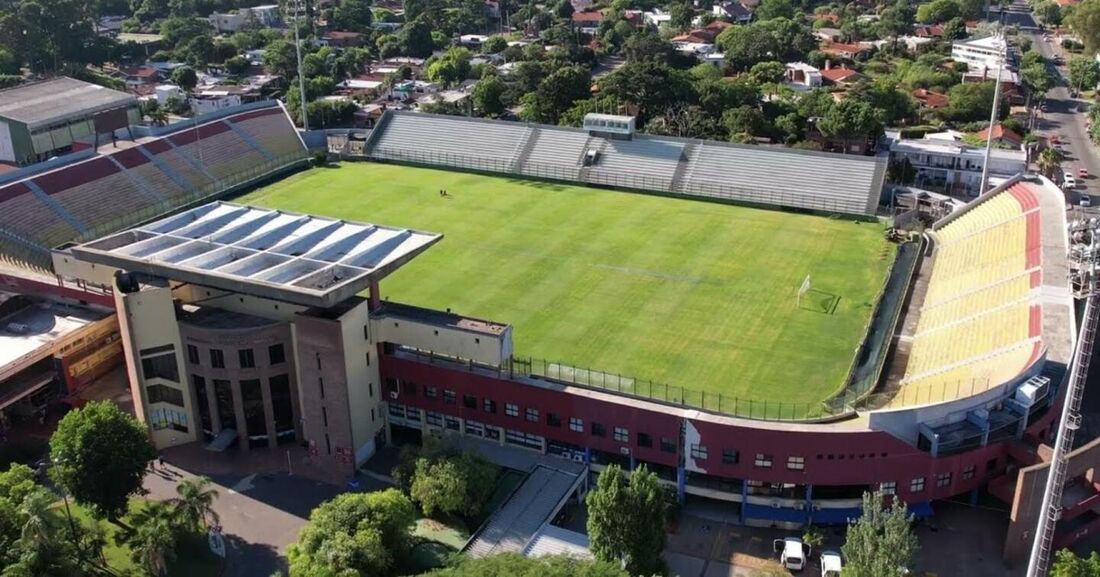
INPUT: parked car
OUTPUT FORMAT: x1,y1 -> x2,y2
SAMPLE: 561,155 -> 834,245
1080,194 -> 1091,208
1064,174 -> 1078,189
774,537 -> 810,572
821,550 -> 843,577
1080,168 -> 1089,179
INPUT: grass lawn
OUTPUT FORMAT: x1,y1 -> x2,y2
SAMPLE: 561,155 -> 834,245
241,163 -> 894,412
58,499 -> 222,577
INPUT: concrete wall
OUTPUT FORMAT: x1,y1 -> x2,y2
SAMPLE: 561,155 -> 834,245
372,313 -> 512,366
338,300 -> 384,465
293,311 -> 358,480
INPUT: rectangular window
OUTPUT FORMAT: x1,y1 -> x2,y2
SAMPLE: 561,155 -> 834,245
486,426 -> 500,440
661,437 -> 676,453
444,416 -> 460,431
484,399 -> 497,414
405,406 -> 421,422
690,444 -> 708,460
443,390 -> 456,405
268,343 -> 285,365
910,477 -> 925,493
426,411 -> 443,427
547,412 -> 561,427
369,382 -> 374,398
210,348 -> 225,369
463,394 -> 477,409
754,453 -> 773,468
146,384 -> 185,407
325,433 -> 331,455
787,456 -> 805,471
637,432 -> 652,448
505,403 -> 519,417
149,407 -> 189,433
962,465 -> 976,480
186,344 -> 200,365
504,429 -> 543,450
318,377 -> 325,399
466,420 -> 485,437
425,386 -> 438,399
613,427 -> 628,443
592,422 -> 606,437
722,449 -> 739,465
569,417 -> 584,432
388,403 -> 405,419
365,352 -> 370,366
139,344 -> 174,356
403,381 -> 417,396
141,353 -> 179,383
936,472 -> 952,488
880,481 -> 897,495
525,408 -> 539,422
238,348 -> 255,369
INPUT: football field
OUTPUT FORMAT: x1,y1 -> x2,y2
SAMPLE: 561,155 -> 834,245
240,163 -> 894,414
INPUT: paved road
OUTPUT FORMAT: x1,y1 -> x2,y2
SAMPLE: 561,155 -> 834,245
1002,0 -> 1100,206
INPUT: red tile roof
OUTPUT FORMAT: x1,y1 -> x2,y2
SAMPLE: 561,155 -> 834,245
820,67 -> 862,84
572,10 -> 604,22
912,88 -> 949,108
978,123 -> 1023,146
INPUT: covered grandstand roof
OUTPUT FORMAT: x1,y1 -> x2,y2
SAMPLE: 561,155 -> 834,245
69,202 -> 442,307
0,77 -> 136,129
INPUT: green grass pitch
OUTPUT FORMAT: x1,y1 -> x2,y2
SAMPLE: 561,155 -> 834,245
240,163 -> 894,413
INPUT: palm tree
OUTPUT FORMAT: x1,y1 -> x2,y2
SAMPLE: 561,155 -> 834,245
171,476 -> 220,532
125,503 -> 177,577
1038,146 -> 1065,179
18,491 -> 55,549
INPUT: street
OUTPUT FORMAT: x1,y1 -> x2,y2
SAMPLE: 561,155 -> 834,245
1001,0 -> 1100,206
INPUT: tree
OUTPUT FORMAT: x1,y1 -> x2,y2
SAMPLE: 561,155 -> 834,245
520,65 -> 591,124
915,0 -> 959,23
1070,56 -> 1100,93
123,503 -> 178,577
171,476 -> 219,532
287,489 -> 415,577
1038,145 -> 1066,179
755,0 -> 796,21
818,99 -> 880,150
946,81 -> 1007,123
560,95 -> 622,126
402,18 -> 435,57
1052,549 -> 1100,577
748,60 -> 785,87
586,464 -> 667,576
841,491 -> 918,577
49,401 -> 156,520
598,61 -> 694,119
718,23 -> 779,71
1037,1 -> 1063,25
1069,0 -> 1100,54
171,65 -> 198,92
332,0 -> 373,32
473,75 -> 506,116
408,447 -> 498,518
422,552 -> 629,576
481,35 -> 508,54
1022,62 -> 1054,105
264,39 -> 299,78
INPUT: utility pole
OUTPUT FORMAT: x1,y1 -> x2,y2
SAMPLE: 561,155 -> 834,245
290,0 -> 310,130
979,37 -> 1005,196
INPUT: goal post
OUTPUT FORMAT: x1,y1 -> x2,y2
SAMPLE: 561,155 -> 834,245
797,274 -> 812,307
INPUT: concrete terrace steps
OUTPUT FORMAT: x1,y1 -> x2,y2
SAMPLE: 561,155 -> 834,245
464,464 -> 581,558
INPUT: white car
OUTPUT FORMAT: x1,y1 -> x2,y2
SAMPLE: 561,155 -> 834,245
774,537 -> 810,571
1081,194 -> 1092,207
821,550 -> 843,577
1064,173 -> 1078,189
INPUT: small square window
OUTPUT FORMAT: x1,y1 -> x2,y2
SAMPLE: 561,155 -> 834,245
910,477 -> 925,493
238,348 -> 255,369
661,437 -> 676,453
505,403 -> 519,417
592,422 -> 606,437
690,444 -> 708,460
463,394 -> 477,409
210,348 -> 225,369
526,408 -> 539,422
613,427 -> 629,443
722,449 -> 739,465
547,412 -> 561,427
186,344 -> 200,365
484,399 -> 497,413
754,453 -> 773,468
962,465 -> 976,480
402,381 -> 417,396
569,417 -> 584,432
424,385 -> 437,399
443,390 -> 456,404
637,432 -> 652,448
880,481 -> 896,495
787,456 -> 805,471
936,472 -> 952,488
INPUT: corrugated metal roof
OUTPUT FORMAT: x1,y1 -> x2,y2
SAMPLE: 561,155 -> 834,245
0,77 -> 135,128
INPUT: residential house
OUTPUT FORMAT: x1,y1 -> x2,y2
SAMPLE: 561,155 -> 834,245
572,10 -> 605,34
888,136 -> 1027,196
962,66 -> 1022,104
814,27 -> 842,42
459,34 -> 490,48
208,4 -> 281,33
322,31 -> 364,48
819,63 -> 863,87
712,1 -> 753,24
643,9 -> 672,27
571,0 -> 594,12
805,117 -> 877,155
977,123 -> 1024,148
785,62 -> 822,90
819,40 -> 872,60
914,24 -> 945,38
154,84 -> 184,105
912,88 -> 949,110
116,65 -> 162,87
871,35 -> 933,52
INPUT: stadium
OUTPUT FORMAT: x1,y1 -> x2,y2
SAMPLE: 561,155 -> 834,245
0,79 -> 1092,567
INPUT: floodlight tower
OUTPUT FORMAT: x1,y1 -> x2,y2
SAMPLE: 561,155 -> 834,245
288,0 -> 310,130
979,34 -> 1005,196
1025,217 -> 1100,577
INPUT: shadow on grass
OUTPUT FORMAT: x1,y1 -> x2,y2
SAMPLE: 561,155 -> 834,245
798,289 -> 840,315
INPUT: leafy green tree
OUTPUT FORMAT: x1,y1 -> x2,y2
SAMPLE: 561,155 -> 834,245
1022,62 -> 1053,105
49,401 -> 156,520
560,95 -> 622,126
1038,146 -> 1065,178
915,0 -> 959,23
598,60 -> 694,119
755,0 -> 796,20
171,476 -> 219,532
841,490 -> 918,577
1069,0 -> 1100,54
945,81 -> 1008,123
520,65 -> 591,123
171,65 -> 198,92
718,23 -> 778,71
287,489 -> 416,577
224,55 -> 249,75
409,450 -> 497,518
722,105 -> 771,138
402,18 -> 435,57
121,502 -> 178,577
1052,549 -> 1100,577
482,35 -> 508,54
158,16 -> 210,49
422,552 -> 629,576
586,464 -> 667,576
818,99 -> 880,149
332,0 -> 373,32
473,74 -> 506,116
1037,1 -> 1063,25
669,0 -> 693,30
1070,56 -> 1100,93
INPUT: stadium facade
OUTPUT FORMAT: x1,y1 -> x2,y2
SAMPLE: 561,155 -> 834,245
0,103 -> 1091,566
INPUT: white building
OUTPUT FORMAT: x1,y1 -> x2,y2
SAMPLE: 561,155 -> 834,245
784,62 -> 822,90
951,35 -> 1007,71
208,4 -> 281,33
154,84 -> 184,105
888,137 -> 1027,197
